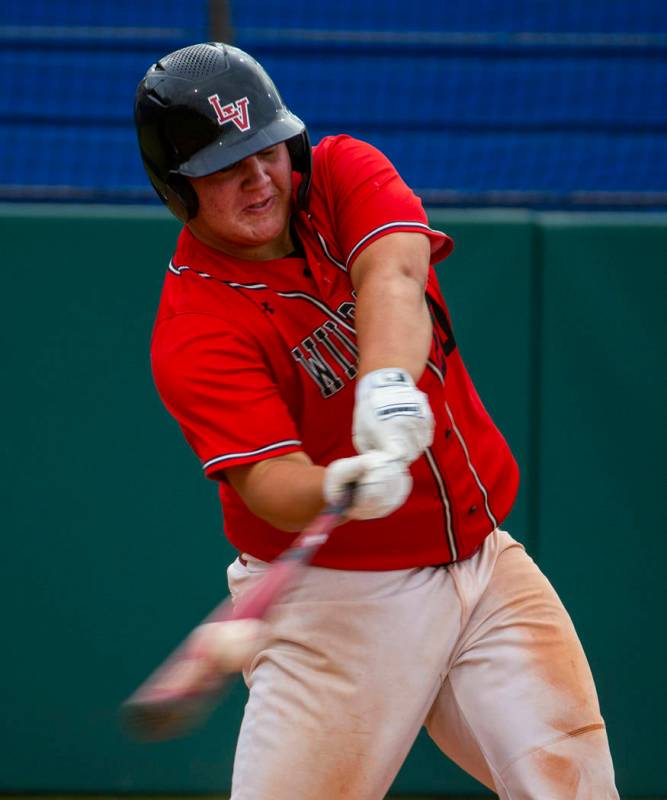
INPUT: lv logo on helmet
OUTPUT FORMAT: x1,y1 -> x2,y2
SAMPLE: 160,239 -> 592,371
207,95 -> 251,132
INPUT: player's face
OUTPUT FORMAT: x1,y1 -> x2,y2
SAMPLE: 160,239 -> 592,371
188,143 -> 294,260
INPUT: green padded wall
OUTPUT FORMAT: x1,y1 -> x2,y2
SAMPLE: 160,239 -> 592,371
536,214 -> 667,796
1,206 -> 241,790
1,205 -> 664,796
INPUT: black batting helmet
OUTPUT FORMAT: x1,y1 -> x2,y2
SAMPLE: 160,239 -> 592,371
135,42 -> 311,221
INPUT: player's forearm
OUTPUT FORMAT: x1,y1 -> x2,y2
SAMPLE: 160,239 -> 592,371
351,232 -> 433,382
354,266 -> 432,382
226,455 -> 326,533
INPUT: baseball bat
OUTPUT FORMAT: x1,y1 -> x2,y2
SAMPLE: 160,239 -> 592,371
121,490 -> 352,741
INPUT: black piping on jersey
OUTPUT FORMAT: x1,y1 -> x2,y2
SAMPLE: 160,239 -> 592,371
169,261 -> 266,292
170,262 -> 214,279
220,278 -> 359,337
269,290 -> 357,335
346,221 -> 445,269
424,447 -> 458,560
425,360 -> 498,532
225,281 -> 269,290
168,261 -> 358,339
426,360 -> 444,384
203,439 -> 302,471
445,403 -> 498,529
315,231 -> 347,272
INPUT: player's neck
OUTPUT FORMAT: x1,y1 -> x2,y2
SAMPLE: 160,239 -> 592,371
188,224 -> 294,261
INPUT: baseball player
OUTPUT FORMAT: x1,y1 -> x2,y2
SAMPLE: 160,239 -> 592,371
135,42 -> 619,798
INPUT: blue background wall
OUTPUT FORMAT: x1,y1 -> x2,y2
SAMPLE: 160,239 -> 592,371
1,0 -> 666,207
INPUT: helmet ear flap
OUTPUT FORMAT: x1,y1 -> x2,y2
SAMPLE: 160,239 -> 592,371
287,130 -> 312,209
286,131 -> 310,173
142,157 -> 199,222
164,175 -> 199,222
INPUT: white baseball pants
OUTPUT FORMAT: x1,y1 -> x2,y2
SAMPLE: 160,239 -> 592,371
227,530 -> 618,799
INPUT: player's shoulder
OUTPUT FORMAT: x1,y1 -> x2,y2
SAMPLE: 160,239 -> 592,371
155,260 -> 236,321
313,134 -> 385,167
155,229 -> 247,319
151,277 -> 267,387
153,258 -> 262,352
310,134 -> 400,205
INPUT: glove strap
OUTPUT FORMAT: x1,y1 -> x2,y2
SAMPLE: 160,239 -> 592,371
356,368 -> 414,399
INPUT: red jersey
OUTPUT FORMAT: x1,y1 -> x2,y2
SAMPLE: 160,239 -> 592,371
151,135 -> 519,569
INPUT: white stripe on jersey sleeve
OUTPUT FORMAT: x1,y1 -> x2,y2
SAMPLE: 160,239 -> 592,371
345,221 -> 442,268
202,439 -> 302,470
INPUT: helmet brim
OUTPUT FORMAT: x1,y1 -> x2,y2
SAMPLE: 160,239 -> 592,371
177,112 -> 306,178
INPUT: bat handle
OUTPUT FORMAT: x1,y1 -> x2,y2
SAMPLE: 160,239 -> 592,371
336,481 -> 356,515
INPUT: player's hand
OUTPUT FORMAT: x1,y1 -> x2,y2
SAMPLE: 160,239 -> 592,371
353,368 -> 434,464
323,450 -> 412,520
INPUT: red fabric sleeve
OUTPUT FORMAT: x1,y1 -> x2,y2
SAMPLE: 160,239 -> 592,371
317,135 -> 453,268
151,312 -> 302,478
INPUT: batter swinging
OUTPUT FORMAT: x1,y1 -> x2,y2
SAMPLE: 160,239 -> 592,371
135,42 -> 619,798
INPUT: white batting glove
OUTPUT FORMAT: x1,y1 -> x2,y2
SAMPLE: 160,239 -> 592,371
353,368 -> 434,464
323,450 -> 412,520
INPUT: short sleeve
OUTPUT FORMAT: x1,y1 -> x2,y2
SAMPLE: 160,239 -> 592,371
151,312 -> 302,479
317,135 -> 453,268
